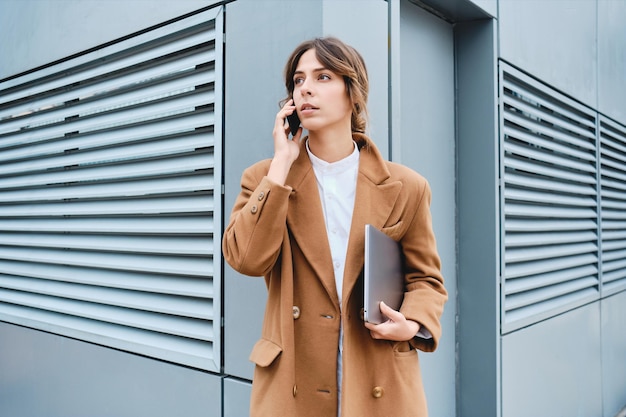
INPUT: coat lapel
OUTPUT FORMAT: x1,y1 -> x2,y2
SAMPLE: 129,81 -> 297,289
342,135 -> 402,308
285,142 -> 339,306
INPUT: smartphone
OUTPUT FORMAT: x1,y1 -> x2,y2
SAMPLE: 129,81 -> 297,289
286,109 -> 301,137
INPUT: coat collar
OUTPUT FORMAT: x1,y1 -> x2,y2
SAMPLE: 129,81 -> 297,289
285,133 -> 402,309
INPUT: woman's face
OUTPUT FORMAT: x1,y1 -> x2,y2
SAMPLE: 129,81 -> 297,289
292,48 -> 352,134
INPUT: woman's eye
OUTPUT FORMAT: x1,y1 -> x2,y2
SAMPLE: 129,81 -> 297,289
294,77 -> 304,85
319,74 -> 331,80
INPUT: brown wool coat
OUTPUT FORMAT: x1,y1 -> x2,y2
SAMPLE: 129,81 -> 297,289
223,134 -> 447,417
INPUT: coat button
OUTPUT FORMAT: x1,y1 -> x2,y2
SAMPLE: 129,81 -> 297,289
292,306 -> 301,319
292,384 -> 297,397
250,205 -> 258,214
258,191 -> 265,201
372,386 -> 384,398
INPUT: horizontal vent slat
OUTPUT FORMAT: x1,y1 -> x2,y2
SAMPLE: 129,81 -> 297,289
505,264 -> 598,295
0,112 -> 213,165
503,97 -> 596,143
0,194 -> 214,217
504,187 -> 596,207
504,128 -> 594,164
0,275 -> 212,319
602,269 -> 626,286
4,90 -> 213,143
503,109 -> 595,152
505,242 -> 597,264
0,216 -> 213,234
504,287 -> 598,322
505,218 -> 597,232
0,247 -> 212,277
601,165 -> 626,184
602,257 -> 626,273
503,73 -> 596,130
602,186 -> 626,199
602,220 -> 626,231
504,170 -> 595,195
0,233 -> 213,255
504,202 -> 596,219
504,124 -> 596,163
600,147 -> 626,166
0,174 -> 214,203
0,259 -> 212,297
505,276 -> 598,310
0,152 -> 214,190
505,230 -> 597,247
0,303 -> 214,369
602,240 -> 626,252
504,253 -> 598,280
602,230 -> 626,241
0,288 -> 213,341
0,62 -> 214,135
504,156 -> 596,185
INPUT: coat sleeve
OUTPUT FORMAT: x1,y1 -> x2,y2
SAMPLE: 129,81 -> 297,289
222,161 -> 293,277
398,178 -> 448,352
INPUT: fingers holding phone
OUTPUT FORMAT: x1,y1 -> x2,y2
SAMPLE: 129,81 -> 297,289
274,99 -> 302,140
286,105 -> 301,137
269,100 -> 302,182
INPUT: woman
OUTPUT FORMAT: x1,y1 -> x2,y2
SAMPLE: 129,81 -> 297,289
222,37 -> 447,417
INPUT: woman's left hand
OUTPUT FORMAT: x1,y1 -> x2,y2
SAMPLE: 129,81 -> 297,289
364,301 -> 420,341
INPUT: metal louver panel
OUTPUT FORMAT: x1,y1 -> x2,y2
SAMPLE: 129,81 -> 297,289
0,7 -> 223,371
600,117 -> 626,295
500,63 -> 599,332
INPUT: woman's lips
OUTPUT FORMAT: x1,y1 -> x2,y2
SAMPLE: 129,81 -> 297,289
300,103 -> 318,115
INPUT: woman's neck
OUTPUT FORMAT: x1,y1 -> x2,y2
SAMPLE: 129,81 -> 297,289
308,128 -> 354,163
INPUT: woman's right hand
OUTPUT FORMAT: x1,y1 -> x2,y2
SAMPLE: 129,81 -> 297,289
267,99 -> 303,185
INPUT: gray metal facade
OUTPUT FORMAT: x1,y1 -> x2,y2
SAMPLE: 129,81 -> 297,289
0,1 -> 624,417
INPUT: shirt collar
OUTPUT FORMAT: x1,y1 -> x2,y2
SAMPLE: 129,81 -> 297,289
306,140 -> 360,175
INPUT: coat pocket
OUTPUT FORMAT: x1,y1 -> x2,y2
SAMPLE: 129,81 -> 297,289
391,340 -> 415,357
249,338 -> 283,367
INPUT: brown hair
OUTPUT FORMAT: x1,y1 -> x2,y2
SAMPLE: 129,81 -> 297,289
282,37 -> 369,133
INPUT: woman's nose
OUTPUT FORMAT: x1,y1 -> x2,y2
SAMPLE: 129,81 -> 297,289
299,80 -> 313,96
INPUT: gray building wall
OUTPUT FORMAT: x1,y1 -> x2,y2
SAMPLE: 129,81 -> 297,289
0,322 -> 220,417
499,0 -> 626,123
0,1 -> 624,417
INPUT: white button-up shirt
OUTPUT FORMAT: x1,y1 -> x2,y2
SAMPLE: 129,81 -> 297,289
307,140 -> 359,305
